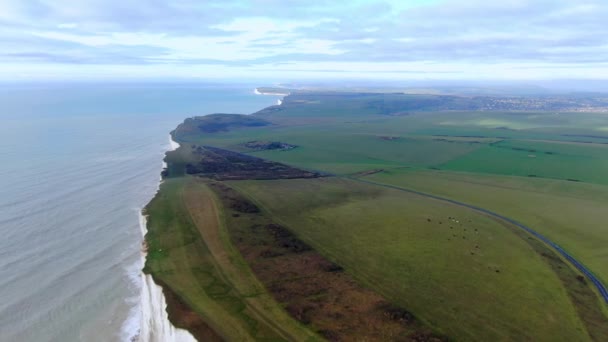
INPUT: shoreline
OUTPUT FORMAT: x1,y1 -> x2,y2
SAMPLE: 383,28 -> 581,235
136,136 -> 197,342
253,87 -> 288,105
134,89 -> 284,341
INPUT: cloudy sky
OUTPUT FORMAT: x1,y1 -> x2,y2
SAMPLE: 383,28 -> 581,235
1,0 -> 607,80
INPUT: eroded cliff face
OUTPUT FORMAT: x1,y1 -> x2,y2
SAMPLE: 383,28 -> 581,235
137,136 -> 197,342
138,212 -> 197,342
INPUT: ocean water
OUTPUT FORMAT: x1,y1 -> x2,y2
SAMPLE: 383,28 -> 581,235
0,82 -> 279,341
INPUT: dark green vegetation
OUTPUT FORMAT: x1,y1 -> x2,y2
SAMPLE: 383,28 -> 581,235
211,181 -> 444,341
147,91 -> 608,341
145,178 -> 322,341
243,141 -> 297,151
174,114 -> 271,135
183,145 -> 322,180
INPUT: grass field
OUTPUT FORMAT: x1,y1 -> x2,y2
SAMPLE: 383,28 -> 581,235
175,121 -> 488,175
155,91 -> 608,341
209,181 -> 443,341
250,133 -> 482,174
144,177 -> 320,341
174,105 -> 608,182
440,140 -> 608,185
229,177 -> 591,341
364,169 -> 608,293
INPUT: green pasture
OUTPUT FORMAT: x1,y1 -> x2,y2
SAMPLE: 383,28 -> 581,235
144,177 -> 319,341
229,177 -> 590,341
160,92 -> 608,340
440,139 -> 608,185
365,168 -> 608,290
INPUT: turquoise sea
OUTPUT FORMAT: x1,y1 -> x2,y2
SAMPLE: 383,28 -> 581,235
0,82 -> 279,341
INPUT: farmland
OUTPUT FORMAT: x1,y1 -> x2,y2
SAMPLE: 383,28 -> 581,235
146,91 -> 608,341
229,177 -> 595,341
364,169 -> 608,295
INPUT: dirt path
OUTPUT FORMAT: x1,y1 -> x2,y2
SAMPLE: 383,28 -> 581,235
181,178 -> 321,342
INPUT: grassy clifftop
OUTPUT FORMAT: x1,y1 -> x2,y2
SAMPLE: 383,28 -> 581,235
147,91 -> 608,341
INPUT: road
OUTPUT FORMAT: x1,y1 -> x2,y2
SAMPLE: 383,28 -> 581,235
349,177 -> 608,305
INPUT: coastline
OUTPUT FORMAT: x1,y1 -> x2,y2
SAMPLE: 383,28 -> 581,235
126,90 -> 608,341
134,90 -> 284,341
137,136 -> 197,342
253,87 -> 288,105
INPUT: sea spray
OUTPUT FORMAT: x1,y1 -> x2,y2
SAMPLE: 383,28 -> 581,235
136,136 -> 196,342
120,256 -> 145,342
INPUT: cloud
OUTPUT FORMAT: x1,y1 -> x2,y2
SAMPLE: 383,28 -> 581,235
0,0 -> 607,79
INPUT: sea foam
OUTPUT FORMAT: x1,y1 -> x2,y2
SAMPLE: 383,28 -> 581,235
138,214 -> 196,342
126,136 -> 196,342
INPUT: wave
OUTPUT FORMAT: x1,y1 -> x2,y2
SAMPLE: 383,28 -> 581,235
121,136 -> 195,342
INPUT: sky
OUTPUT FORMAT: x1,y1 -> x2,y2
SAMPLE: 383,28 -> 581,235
1,0 -> 607,81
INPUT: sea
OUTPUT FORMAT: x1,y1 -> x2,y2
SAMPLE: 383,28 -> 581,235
0,82 -> 280,342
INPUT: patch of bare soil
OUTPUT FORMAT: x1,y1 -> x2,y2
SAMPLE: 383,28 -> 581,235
211,182 -> 447,342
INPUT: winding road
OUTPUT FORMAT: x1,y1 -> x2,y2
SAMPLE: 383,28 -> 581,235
349,177 -> 608,305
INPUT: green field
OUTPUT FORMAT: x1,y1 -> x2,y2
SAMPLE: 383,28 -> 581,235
364,169 -> 608,293
230,177 -> 593,341
175,102 -> 608,181
144,178 -> 320,341
440,140 -> 608,184
148,91 -> 608,341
